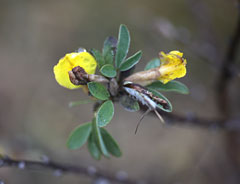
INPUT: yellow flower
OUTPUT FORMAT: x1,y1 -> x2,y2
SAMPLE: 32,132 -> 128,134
158,50 -> 187,84
125,50 -> 187,86
53,51 -> 97,89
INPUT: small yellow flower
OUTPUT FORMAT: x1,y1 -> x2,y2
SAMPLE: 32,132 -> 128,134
158,50 -> 187,84
53,51 -> 97,89
125,50 -> 187,86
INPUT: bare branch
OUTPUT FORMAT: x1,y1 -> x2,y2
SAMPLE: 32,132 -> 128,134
215,1 -> 240,181
138,104 -> 225,130
217,1 -> 240,118
0,156 -> 139,184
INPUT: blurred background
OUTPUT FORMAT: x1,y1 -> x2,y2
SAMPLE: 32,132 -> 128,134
0,0 -> 240,183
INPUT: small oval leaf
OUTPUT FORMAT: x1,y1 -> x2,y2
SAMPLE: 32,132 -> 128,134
67,122 -> 92,150
87,82 -> 110,100
144,58 -> 160,70
104,51 -> 114,65
100,64 -> 117,78
119,51 -> 142,71
92,118 -> 109,157
88,133 -> 101,160
91,49 -> 105,67
115,24 -> 130,68
96,100 -> 114,127
147,80 -> 189,94
103,37 -> 117,65
120,95 -> 140,112
100,128 -> 122,157
103,36 -> 117,56
147,88 -> 172,112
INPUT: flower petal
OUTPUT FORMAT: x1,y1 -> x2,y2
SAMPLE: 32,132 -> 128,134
158,51 -> 187,84
169,50 -> 183,57
53,52 -> 97,89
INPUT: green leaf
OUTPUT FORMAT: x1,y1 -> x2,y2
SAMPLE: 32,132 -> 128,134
92,118 -> 109,157
100,128 -> 122,157
103,37 -> 117,65
67,122 -> 92,150
147,88 -> 172,112
68,99 -> 93,108
91,49 -> 105,67
100,64 -> 117,78
88,133 -> 101,160
120,95 -> 140,112
96,100 -> 114,127
115,24 -> 130,68
119,51 -> 142,71
147,80 -> 189,94
144,58 -> 160,70
102,36 -> 117,56
87,82 -> 110,100
104,52 -> 114,65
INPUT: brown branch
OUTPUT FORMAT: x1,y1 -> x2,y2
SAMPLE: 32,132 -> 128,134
215,1 -> 240,182
0,155 -> 139,184
217,2 -> 240,118
139,104 -> 225,130
162,112 -> 224,129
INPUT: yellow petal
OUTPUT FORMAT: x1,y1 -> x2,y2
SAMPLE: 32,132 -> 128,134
158,51 -> 187,84
53,52 -> 97,89
169,50 -> 183,57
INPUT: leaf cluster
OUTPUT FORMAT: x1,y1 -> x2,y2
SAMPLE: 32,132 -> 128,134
67,25 -> 189,159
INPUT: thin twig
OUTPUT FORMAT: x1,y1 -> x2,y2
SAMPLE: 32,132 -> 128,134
162,112 -> 224,129
138,104 -> 225,130
0,156 -> 138,184
217,1 -> 240,118
215,0 -> 240,181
